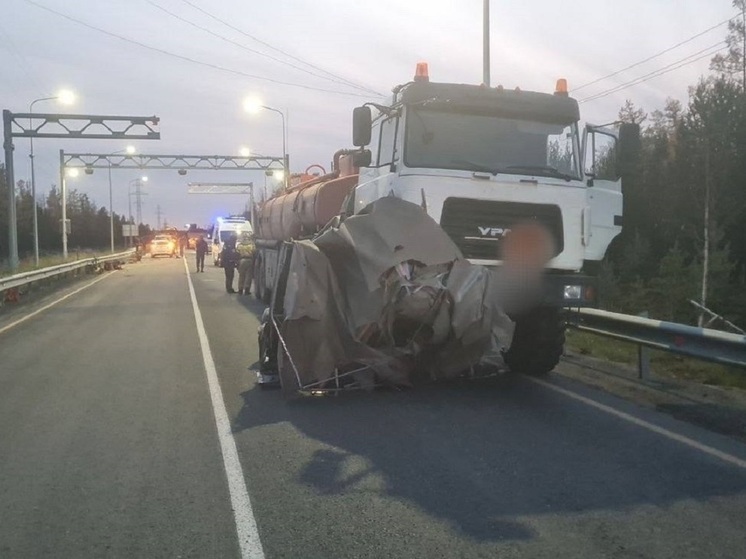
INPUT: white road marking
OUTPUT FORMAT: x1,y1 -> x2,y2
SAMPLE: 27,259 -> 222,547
528,376 -> 746,470
0,273 -> 113,336
183,257 -> 265,559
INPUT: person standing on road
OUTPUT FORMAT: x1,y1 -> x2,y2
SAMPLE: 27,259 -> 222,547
195,236 -> 208,272
221,235 -> 239,293
236,233 -> 256,296
179,234 -> 187,258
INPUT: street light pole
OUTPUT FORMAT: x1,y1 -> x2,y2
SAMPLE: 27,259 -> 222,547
107,146 -> 134,253
59,149 -> 68,260
30,91 -> 75,265
128,183 -> 133,248
29,96 -> 56,267
261,105 -> 288,190
108,163 -> 114,252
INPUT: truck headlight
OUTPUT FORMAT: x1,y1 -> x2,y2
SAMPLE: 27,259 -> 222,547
563,285 -> 582,300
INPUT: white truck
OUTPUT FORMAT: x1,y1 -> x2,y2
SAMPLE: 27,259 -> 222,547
255,64 -> 639,379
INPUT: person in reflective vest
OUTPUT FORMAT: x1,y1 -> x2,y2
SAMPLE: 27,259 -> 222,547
236,234 -> 256,296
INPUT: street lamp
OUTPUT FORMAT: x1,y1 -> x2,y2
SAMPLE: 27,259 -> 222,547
60,164 -> 81,259
243,97 -> 288,189
107,145 -> 136,252
29,89 -> 75,266
239,146 -> 251,158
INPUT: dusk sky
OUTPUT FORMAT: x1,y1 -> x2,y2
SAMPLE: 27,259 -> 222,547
1,0 -> 738,228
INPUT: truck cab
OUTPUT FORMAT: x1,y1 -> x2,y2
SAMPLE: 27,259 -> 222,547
349,68 -> 637,308
346,66 -> 639,374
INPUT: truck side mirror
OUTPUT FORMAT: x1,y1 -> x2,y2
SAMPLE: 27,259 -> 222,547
352,106 -> 372,147
352,149 -> 372,168
618,122 -> 641,181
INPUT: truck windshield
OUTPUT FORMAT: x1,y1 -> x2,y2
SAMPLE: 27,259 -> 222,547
404,107 -> 580,179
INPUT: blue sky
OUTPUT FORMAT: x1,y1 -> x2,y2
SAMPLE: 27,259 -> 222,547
0,0 -> 738,228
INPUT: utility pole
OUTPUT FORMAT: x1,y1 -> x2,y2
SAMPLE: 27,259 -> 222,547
134,180 -> 147,227
483,0 -> 491,86
156,204 -> 163,230
742,4 -> 745,91
699,145 -> 711,328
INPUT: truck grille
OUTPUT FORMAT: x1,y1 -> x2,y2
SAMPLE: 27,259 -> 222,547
440,198 -> 564,260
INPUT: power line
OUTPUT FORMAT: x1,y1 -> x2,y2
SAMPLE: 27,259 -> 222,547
579,43 -> 726,103
145,0 -> 379,95
579,43 -> 727,103
22,0 -> 372,98
0,19 -> 45,93
573,15 -> 736,93
177,0 -> 384,96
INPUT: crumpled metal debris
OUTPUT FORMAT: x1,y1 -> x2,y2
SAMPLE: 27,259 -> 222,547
276,197 -> 522,390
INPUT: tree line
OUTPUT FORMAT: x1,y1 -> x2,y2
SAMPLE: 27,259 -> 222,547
0,175 -> 152,264
604,1 -> 746,329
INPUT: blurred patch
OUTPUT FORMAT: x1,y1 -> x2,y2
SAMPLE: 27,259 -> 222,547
500,221 -> 555,273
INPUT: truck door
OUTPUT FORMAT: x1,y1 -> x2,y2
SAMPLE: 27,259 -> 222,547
581,125 -> 623,261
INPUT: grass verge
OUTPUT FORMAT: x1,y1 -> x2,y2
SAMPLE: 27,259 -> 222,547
565,329 -> 746,390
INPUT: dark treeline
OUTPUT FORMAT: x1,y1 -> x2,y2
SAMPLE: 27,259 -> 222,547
0,175 -> 139,260
604,1 -> 746,328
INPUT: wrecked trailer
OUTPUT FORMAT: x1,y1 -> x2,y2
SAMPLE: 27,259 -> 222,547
256,197 -> 551,397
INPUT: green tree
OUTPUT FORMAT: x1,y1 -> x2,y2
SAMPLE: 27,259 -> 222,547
647,244 -> 698,322
710,1 -> 746,89
618,99 -> 647,125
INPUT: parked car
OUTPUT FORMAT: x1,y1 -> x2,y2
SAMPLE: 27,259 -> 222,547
150,235 -> 176,258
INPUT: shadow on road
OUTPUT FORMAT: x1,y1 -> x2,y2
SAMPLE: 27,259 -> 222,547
657,402 -> 746,442
233,291 -> 266,319
231,375 -> 746,543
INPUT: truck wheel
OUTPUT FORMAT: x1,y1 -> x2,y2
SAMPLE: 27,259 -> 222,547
505,307 -> 565,376
254,261 -> 265,301
256,261 -> 272,304
277,342 -> 301,400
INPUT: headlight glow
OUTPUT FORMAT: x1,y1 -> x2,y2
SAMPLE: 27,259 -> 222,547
564,285 -> 582,300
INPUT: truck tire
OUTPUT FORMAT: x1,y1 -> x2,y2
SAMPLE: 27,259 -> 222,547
256,260 -> 272,304
277,341 -> 301,400
505,307 -> 565,376
254,260 -> 263,301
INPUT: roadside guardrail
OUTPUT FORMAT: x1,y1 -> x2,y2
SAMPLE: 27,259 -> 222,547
0,249 -> 134,304
565,308 -> 746,378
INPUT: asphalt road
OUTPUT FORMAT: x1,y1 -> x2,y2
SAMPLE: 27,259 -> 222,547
1,253 -> 746,558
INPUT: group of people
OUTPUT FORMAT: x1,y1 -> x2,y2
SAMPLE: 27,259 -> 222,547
193,233 -> 256,295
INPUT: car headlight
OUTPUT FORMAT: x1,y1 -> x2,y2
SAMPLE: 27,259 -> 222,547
563,285 -> 582,300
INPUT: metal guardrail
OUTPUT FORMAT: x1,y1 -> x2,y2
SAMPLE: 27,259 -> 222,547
566,308 -> 746,371
0,250 -> 134,293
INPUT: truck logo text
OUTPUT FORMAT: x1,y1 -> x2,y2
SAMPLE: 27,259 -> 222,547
477,226 -> 511,238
